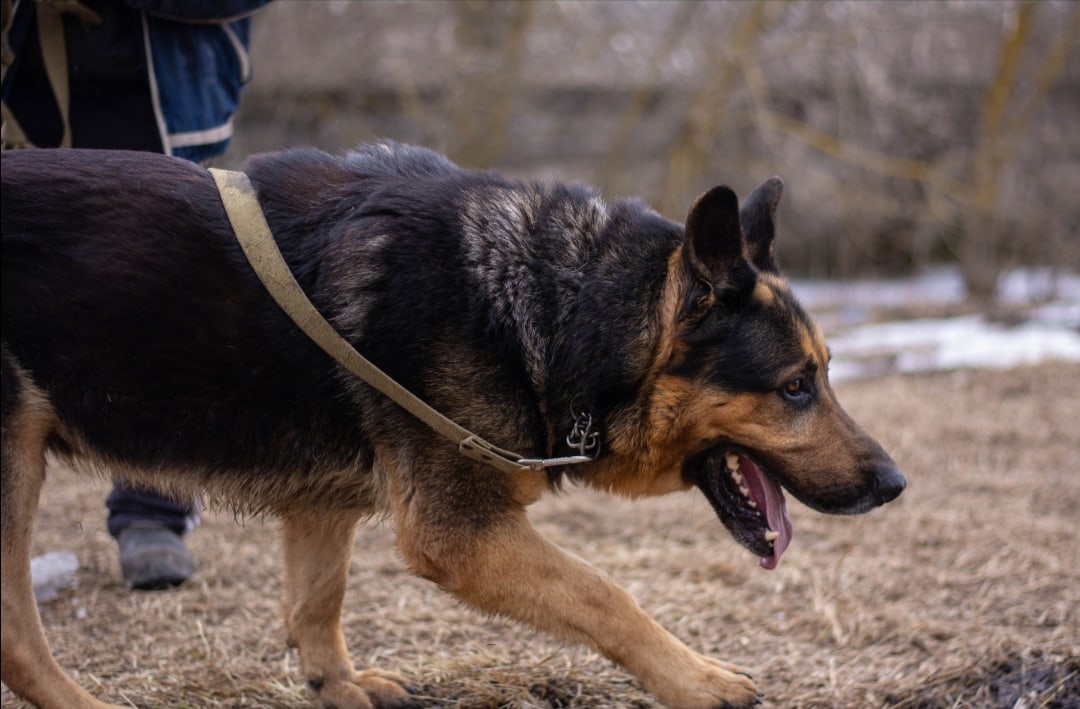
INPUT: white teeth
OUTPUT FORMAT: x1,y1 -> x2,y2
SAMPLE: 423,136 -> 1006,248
764,530 -> 779,542
726,452 -> 756,504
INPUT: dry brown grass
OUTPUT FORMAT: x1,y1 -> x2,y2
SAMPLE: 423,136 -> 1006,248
3,364 -> 1078,708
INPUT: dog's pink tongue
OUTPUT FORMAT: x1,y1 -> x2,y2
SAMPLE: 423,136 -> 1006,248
741,458 -> 793,570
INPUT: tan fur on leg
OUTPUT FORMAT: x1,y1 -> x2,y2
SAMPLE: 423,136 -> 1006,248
280,511 -> 410,709
1,385 -> 121,709
395,501 -> 761,709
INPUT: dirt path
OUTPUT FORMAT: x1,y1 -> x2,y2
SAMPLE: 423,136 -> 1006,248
4,364 -> 1078,708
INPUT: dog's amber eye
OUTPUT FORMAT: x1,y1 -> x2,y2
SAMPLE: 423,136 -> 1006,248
781,377 -> 810,403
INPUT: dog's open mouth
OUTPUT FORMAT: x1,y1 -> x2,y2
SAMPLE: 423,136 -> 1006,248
690,448 -> 794,570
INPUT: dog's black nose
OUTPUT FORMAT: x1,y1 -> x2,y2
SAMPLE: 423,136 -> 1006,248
872,464 -> 906,505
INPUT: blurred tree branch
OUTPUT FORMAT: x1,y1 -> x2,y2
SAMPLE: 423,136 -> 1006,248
755,109 -> 968,199
956,0 -> 1080,297
600,1 -> 699,189
737,0 -> 1075,296
449,0 -> 533,167
656,0 -> 778,217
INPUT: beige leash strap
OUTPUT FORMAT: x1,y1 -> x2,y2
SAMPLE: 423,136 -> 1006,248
209,168 -> 594,474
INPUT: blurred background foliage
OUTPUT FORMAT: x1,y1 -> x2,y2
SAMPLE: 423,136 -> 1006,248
232,0 -> 1079,299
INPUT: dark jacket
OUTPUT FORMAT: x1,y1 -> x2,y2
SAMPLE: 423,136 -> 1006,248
131,0 -> 268,161
2,0 -> 268,161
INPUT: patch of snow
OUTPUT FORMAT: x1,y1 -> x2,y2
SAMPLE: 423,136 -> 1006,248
926,324 -> 1080,371
1029,301 -> 1080,329
998,269 -> 1080,305
31,551 -> 78,603
793,266 -> 966,311
793,266 -> 1080,381
793,266 -> 1080,312
826,316 -> 1080,381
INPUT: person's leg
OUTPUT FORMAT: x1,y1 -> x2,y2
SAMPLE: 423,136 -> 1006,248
106,484 -> 199,590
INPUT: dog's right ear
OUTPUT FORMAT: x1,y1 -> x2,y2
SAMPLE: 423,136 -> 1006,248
739,176 -> 784,274
680,185 -> 751,323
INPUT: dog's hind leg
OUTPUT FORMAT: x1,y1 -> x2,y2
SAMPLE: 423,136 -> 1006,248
1,365 -> 120,709
395,499 -> 762,709
280,510 -> 412,709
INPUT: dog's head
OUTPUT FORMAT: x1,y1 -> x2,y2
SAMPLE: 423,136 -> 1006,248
669,179 -> 905,569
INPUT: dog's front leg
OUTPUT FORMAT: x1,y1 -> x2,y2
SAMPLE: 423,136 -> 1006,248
395,501 -> 761,709
280,510 -> 411,709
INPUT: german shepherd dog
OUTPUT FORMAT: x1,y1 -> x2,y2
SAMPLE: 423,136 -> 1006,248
1,142 -> 904,709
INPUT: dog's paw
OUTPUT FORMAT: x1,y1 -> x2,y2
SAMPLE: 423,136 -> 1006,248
356,668 -> 417,708
315,668 -> 415,709
651,654 -> 762,709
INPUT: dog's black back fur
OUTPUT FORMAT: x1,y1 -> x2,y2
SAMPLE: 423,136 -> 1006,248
1,143 -> 683,511
3,151 -> 355,487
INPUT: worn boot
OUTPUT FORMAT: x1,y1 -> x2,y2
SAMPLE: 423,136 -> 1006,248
117,523 -> 195,590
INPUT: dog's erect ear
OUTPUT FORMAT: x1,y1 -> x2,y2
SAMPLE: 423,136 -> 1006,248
739,176 -> 784,273
683,185 -> 745,281
680,185 -> 750,323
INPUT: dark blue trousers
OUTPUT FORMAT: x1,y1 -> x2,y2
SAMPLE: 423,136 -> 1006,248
105,485 -> 199,538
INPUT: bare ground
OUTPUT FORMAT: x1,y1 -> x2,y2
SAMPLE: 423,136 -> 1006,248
3,363 -> 1078,708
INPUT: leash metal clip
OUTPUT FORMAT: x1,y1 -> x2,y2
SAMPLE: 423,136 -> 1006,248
515,409 -> 601,470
